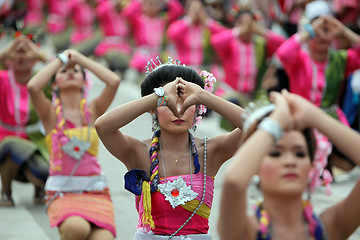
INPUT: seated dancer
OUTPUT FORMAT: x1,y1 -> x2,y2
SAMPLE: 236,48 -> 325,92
0,34 -> 49,207
218,90 -> 360,240
95,57 -> 245,239
27,49 -> 120,240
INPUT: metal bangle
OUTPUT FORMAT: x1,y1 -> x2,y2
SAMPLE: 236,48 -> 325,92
258,117 -> 284,142
304,24 -> 316,38
56,53 -> 68,65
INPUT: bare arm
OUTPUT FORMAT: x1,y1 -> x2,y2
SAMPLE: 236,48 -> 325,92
95,79 -> 180,169
284,91 -> 360,239
218,92 -> 291,240
66,50 -> 121,119
27,57 -> 62,133
309,108 -> 360,239
177,78 -> 246,171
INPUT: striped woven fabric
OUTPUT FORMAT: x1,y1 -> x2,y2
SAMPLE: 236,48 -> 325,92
46,187 -> 116,237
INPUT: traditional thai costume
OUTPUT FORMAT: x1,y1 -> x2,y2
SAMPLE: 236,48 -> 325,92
167,16 -> 226,71
211,28 -> 285,99
277,34 -> 360,171
125,131 -> 212,239
255,200 -> 329,240
45,119 -> 116,237
276,34 -> 360,122
67,0 -> 101,56
211,28 -> 285,130
123,0 -> 183,73
0,69 -> 49,184
95,0 -> 131,72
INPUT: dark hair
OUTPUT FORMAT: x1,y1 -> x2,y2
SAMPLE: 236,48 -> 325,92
140,65 -> 205,97
302,128 -> 316,163
234,10 -> 255,23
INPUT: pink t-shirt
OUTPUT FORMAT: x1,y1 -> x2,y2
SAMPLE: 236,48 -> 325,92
68,0 -> 95,44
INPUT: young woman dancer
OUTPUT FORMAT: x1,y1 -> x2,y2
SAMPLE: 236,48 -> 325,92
219,90 -> 360,240
0,35 -> 49,207
27,49 -> 120,240
95,58 -> 245,239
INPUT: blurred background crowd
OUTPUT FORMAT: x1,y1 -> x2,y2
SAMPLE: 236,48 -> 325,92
1,0 -> 360,177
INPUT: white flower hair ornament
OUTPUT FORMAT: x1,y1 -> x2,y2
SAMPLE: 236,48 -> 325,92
241,97 -> 276,132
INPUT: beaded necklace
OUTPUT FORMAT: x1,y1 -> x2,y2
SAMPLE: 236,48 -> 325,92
58,98 -> 91,161
255,200 -> 325,240
161,136 -> 208,240
159,142 -> 196,208
149,130 -> 200,192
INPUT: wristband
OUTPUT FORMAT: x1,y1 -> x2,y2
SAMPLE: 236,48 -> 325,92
154,87 -> 167,108
258,117 -> 284,142
304,24 -> 315,39
154,87 -> 165,97
56,53 -> 68,65
157,96 -> 168,107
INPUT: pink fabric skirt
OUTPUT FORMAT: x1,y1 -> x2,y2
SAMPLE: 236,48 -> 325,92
46,188 -> 116,237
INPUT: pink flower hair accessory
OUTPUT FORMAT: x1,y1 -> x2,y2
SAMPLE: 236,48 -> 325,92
200,70 -> 216,93
309,129 -> 333,196
194,70 -> 217,125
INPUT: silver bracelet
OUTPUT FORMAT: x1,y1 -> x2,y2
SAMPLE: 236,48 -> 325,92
154,87 -> 167,108
258,117 -> 284,142
56,53 -> 68,65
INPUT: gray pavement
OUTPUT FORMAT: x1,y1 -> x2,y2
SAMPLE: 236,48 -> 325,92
0,36 -> 360,239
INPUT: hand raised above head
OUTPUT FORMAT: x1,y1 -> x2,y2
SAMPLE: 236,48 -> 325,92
281,89 -> 318,130
61,49 -> 80,68
22,36 -> 42,60
323,16 -> 346,39
2,36 -> 28,60
268,90 -> 293,131
176,77 -> 203,116
162,78 -> 182,118
312,16 -> 328,39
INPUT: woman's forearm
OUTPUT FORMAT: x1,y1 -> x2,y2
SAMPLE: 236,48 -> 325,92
309,107 -> 360,165
95,93 -> 158,135
27,58 -> 62,93
75,53 -> 120,87
199,90 -> 245,129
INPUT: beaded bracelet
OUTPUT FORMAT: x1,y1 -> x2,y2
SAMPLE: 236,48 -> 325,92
304,24 -> 316,39
258,117 -> 284,142
56,53 -> 68,65
157,96 -> 168,107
